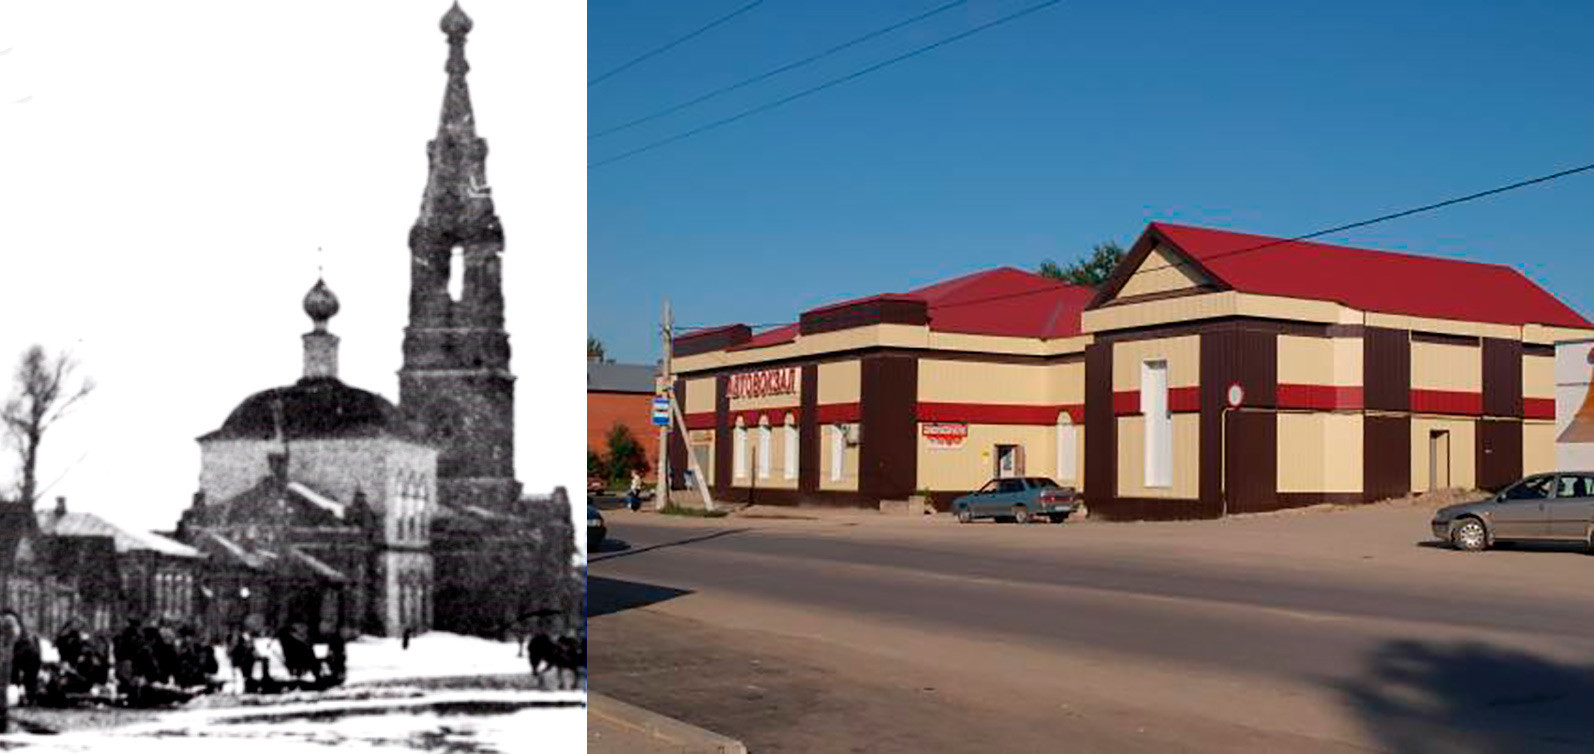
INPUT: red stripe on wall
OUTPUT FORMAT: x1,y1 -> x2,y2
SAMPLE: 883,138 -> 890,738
684,412 -> 716,430
1113,388 -> 1199,415
1277,384 -> 1365,411
1170,386 -> 1201,413
1410,389 -> 1482,416
814,402 -> 861,424
1113,391 -> 1139,415
917,402 -> 1084,425
1524,397 -> 1555,420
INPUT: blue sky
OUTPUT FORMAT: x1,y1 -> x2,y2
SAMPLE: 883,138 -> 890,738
589,0 -> 1594,363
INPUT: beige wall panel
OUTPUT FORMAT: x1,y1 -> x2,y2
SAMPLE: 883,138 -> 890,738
1119,245 -> 1211,298
1331,337 -> 1364,386
1116,414 -> 1200,499
1368,313 -> 1518,341
818,423 -> 861,492
1410,418 -> 1477,491
1524,354 -> 1555,400
1525,420 -> 1557,476
1524,324 -> 1594,345
1052,361 -> 1086,405
1234,293 -> 1346,324
685,377 -> 716,414
1276,413 -> 1363,493
1278,336 -> 1332,386
1412,341 -> 1481,392
1278,336 -> 1364,387
817,360 -> 862,405
687,430 -> 715,484
1112,336 -> 1200,390
1083,291 -> 1237,334
919,360 -> 1049,404
916,424 -> 1055,492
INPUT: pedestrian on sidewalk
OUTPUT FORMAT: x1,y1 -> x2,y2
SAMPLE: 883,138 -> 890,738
627,469 -> 643,512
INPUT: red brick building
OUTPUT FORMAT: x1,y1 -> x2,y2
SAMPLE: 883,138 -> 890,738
588,360 -> 660,481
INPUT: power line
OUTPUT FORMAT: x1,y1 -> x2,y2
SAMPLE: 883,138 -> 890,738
589,0 -> 769,88
680,161 -> 1594,321
1114,159 -> 1594,281
590,0 -> 970,141
590,0 -> 1067,170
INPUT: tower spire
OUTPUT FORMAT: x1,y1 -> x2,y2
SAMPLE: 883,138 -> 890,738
417,2 -> 498,235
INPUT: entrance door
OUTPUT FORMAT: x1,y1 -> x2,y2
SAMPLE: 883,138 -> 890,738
995,445 -> 1024,478
1429,430 -> 1451,491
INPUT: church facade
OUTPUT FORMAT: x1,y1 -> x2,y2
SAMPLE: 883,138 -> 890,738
174,3 -> 570,641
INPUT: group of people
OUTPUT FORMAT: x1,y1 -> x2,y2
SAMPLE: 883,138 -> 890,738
524,630 -> 585,690
108,616 -> 223,706
225,623 -> 346,693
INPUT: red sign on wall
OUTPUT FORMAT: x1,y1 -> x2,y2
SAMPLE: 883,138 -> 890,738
922,422 -> 969,449
727,367 -> 799,400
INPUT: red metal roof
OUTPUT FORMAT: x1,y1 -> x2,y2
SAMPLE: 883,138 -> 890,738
728,323 -> 799,351
909,267 -> 1095,339
1149,223 -> 1592,329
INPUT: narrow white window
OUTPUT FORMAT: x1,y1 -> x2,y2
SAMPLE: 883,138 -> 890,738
830,425 -> 845,481
1142,360 -> 1172,487
1057,412 -> 1077,483
733,420 -> 748,479
758,418 -> 773,479
447,246 -> 465,302
783,414 -> 799,479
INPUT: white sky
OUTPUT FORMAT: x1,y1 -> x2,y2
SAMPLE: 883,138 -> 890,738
0,3 -> 586,544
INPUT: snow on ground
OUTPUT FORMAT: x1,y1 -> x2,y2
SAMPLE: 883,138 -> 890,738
341,631 -> 532,685
0,695 -> 586,752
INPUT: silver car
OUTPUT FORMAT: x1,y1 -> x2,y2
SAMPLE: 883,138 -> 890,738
1431,472 -> 1594,552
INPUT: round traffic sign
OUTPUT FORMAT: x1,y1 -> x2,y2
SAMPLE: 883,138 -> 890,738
1226,383 -> 1245,408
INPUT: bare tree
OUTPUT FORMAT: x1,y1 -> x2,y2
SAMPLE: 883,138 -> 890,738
2,345 -> 94,505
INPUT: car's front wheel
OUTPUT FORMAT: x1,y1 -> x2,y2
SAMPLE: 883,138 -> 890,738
1012,505 -> 1032,525
956,507 -> 973,524
1451,517 -> 1488,552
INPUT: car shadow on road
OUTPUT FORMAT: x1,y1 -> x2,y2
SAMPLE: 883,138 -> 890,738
1416,539 -> 1591,556
1338,638 -> 1594,753
588,528 -> 750,564
588,575 -> 694,618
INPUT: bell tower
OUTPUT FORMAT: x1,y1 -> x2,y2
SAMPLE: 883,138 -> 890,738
399,2 -> 521,513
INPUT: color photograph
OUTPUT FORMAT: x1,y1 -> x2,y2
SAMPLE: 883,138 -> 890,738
587,2 -> 1594,751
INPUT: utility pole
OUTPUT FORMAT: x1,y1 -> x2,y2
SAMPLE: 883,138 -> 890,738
0,611 -> 16,733
656,298 -> 672,511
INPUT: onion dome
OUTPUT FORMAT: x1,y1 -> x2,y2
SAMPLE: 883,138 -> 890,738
441,2 -> 473,35
303,278 -> 340,325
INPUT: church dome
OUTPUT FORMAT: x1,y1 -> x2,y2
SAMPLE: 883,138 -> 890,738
303,279 -> 340,322
441,2 -> 473,34
200,377 -> 416,443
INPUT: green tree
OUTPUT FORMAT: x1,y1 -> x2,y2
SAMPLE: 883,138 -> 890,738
587,450 -> 607,483
587,336 -> 608,363
603,422 -> 649,484
1039,241 -> 1126,286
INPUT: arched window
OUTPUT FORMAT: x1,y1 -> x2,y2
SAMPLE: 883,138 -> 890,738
733,418 -> 748,479
758,417 -> 772,479
1057,411 -> 1077,484
783,413 -> 799,480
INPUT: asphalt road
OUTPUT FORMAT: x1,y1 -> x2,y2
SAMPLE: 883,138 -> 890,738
589,512 -> 1594,753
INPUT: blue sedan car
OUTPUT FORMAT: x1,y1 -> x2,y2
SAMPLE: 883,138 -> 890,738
953,477 -> 1080,524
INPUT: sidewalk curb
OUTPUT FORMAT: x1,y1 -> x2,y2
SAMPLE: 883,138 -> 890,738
589,692 -> 748,754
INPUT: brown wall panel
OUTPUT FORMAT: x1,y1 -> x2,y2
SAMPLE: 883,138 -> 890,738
1364,328 -> 1411,411
1364,414 -> 1411,501
713,374 -> 731,490
799,363 -> 820,493
1225,410 -> 1278,513
1482,338 -> 1524,417
1476,418 -> 1523,492
668,377 -> 688,488
859,355 -> 919,500
1084,342 -> 1116,508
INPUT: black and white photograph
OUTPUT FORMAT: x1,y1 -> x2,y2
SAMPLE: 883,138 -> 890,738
1,2 -> 585,751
